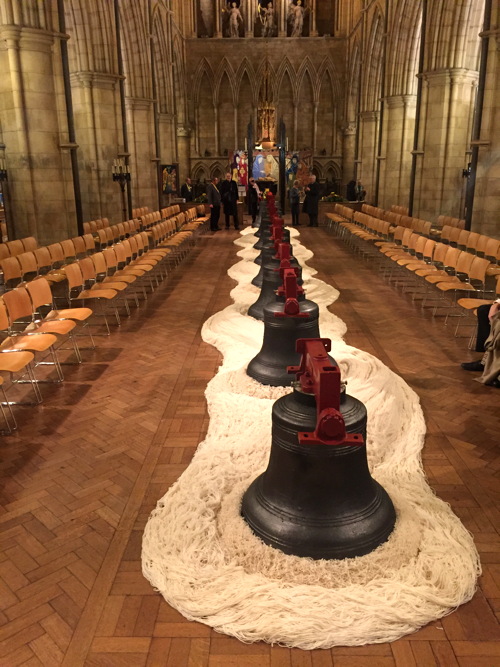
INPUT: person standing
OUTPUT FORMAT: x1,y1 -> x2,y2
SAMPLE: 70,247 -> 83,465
289,179 -> 301,226
247,177 -> 261,226
303,174 -> 321,227
207,177 -> 221,232
356,180 -> 366,201
220,172 -> 240,229
180,177 -> 193,202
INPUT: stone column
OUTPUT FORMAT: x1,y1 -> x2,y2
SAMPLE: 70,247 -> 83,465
379,94 -> 416,210
177,125 -> 191,183
0,26 -> 76,243
310,0 -> 318,37
246,0 -> 254,37
215,0 -> 223,37
126,97 -> 156,209
471,23 -> 500,237
414,68 -> 478,222
358,110 -> 379,203
70,71 -> 122,222
342,122 -> 356,188
279,0 -> 287,36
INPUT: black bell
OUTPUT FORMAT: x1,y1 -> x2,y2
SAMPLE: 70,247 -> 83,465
241,338 -> 396,560
254,229 -> 292,268
248,269 -> 335,386
248,245 -> 303,321
254,215 -> 284,250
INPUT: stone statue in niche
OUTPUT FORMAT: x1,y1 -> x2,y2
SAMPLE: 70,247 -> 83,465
224,1 -> 244,38
258,2 -> 277,37
288,0 -> 307,37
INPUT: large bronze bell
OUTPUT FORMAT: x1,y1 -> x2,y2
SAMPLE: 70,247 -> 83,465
248,245 -> 303,321
253,231 -> 295,277
248,269 -> 335,386
241,339 -> 396,560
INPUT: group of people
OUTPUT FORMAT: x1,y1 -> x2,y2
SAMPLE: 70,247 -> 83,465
206,173 -> 240,231
288,174 -> 321,227
181,171 -> 323,231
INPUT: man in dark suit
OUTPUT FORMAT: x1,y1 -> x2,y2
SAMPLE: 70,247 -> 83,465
303,174 -> 321,227
220,172 -> 240,230
206,177 -> 221,231
180,177 -> 194,202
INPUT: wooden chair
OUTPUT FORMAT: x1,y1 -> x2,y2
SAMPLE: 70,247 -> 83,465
455,275 -> 500,339
0,256 -> 23,290
0,296 -> 62,384
82,233 -> 96,255
21,237 -> 38,252
25,277 -> 95,352
61,262 -> 120,335
6,240 -> 25,257
46,243 -> 66,269
3,285 -> 80,366
33,247 -> 54,276
71,236 -> 87,259
432,256 -> 491,319
17,252 -> 38,282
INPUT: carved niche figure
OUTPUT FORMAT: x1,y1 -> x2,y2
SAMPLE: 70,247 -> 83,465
259,1 -> 277,38
224,1 -> 244,38
288,0 -> 306,37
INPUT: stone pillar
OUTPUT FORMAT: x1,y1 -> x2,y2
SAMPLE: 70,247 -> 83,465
246,0 -> 254,37
310,0 -> 318,37
0,26 -> 76,243
358,110 -> 379,204
215,0 -> 223,37
177,126 -> 191,183
342,122 -> 356,189
379,94 -> 416,210
70,71 -> 122,223
159,112 -> 176,163
471,23 -> 500,237
126,97 -> 156,209
414,68 -> 478,222
279,0 -> 286,36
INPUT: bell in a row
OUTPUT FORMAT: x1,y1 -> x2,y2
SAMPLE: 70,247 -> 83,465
248,244 -> 303,321
241,338 -> 396,560
248,268 -> 334,386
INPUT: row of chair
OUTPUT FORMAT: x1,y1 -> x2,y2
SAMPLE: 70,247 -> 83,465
132,206 -> 149,218
0,203 -> 210,431
0,276 -> 95,433
0,236 -> 38,260
82,217 -> 110,235
437,215 -> 465,230
0,205 -> 206,292
328,206 -> 499,345
391,205 -> 409,216
439,226 -> 500,263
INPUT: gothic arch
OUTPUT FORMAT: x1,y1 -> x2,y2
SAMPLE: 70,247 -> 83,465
214,57 -> 237,106
193,59 -> 216,107
275,60 -> 297,106
297,57 -> 319,105
256,59 -> 278,102
235,59 -> 258,107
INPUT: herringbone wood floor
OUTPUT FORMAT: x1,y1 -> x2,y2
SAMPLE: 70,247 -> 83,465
1,220 -> 499,666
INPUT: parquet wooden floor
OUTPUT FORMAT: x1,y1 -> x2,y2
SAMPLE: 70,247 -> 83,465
1,220 -> 499,666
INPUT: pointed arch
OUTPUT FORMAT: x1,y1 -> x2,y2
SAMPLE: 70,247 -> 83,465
214,57 -> 237,106
193,59 -> 216,107
363,8 -> 384,111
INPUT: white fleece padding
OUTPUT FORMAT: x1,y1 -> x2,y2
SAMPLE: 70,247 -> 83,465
142,226 -> 480,649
